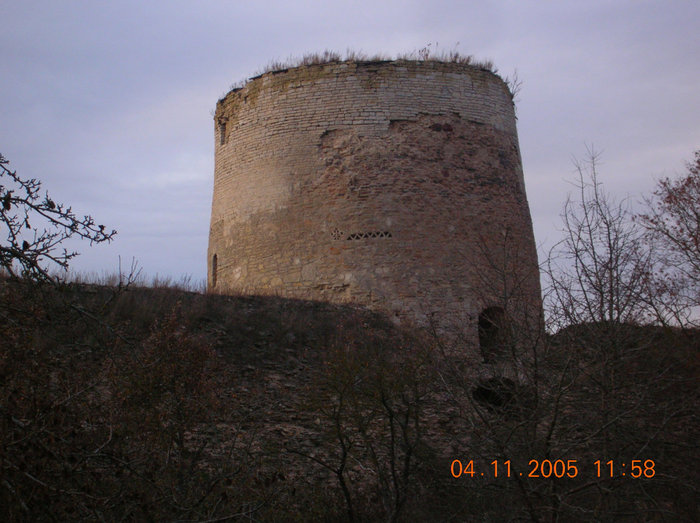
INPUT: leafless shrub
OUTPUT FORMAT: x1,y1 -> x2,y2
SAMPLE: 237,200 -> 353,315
0,153 -> 116,282
503,69 -> 523,104
546,147 -> 654,329
637,150 -> 700,327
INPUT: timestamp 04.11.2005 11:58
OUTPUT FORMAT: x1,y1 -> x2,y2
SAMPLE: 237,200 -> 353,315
450,459 -> 657,479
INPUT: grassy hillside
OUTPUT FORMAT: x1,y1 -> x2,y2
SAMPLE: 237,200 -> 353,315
1,280 -> 698,521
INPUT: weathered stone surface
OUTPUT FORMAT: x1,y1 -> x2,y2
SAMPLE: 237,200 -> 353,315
208,60 -> 541,342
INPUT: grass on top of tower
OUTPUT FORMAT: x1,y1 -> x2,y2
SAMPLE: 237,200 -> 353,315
227,45 -> 496,93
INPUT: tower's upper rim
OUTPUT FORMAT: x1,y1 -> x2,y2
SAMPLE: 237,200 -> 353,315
249,58 -> 497,81
218,58 -> 509,107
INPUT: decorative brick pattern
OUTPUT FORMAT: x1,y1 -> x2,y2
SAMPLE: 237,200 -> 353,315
208,60 -> 541,340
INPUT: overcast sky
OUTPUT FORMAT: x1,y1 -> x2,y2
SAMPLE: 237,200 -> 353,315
2,1 -> 698,285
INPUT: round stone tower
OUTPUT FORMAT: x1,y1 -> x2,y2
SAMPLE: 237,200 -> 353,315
208,59 -> 541,343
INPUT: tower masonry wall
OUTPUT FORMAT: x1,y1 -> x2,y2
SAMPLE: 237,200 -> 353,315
208,60 -> 541,340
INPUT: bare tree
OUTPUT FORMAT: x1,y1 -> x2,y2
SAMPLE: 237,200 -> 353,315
638,150 -> 700,326
0,153 -> 116,281
545,147 -> 652,329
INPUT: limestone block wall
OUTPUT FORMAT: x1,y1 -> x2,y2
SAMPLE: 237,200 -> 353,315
208,60 -> 541,340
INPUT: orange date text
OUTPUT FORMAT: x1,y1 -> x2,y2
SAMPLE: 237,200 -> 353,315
451,459 -> 656,479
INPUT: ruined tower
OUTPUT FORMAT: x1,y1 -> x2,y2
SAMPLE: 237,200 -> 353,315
208,59 -> 541,343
